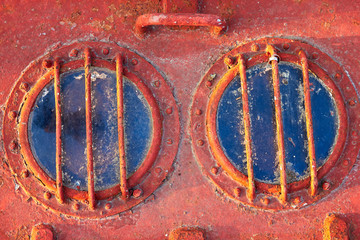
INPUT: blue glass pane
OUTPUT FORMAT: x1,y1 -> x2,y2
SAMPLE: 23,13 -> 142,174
217,62 -> 338,183
29,68 -> 152,191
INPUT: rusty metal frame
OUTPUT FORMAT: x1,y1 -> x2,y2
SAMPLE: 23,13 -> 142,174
191,38 -> 355,210
2,42 -> 180,218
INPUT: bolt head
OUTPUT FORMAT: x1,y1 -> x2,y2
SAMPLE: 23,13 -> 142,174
195,109 -> 202,115
42,59 -> 53,68
166,138 -> 173,145
153,80 -> 161,88
312,52 -> 319,60
166,107 -> 173,114
131,59 -> 138,65
44,192 -> 51,200
349,100 -> 356,106
9,141 -> 18,150
224,56 -> 235,66
211,167 -> 218,175
102,48 -> 109,55
73,203 -> 80,210
206,81 -> 213,87
293,196 -> 301,204
342,159 -> 350,166
20,82 -> 29,92
22,170 -> 29,178
197,139 -> 204,146
133,188 -> 143,198
105,203 -> 112,210
261,197 -> 270,205
322,181 -> 331,190
251,44 -> 260,52
8,111 -> 17,120
283,43 -> 290,50
155,167 -> 162,174
69,49 -> 78,57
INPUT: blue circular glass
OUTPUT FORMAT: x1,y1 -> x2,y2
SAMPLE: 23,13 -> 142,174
29,68 -> 153,191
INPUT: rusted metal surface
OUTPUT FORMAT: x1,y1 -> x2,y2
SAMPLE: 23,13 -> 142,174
135,13 -> 227,38
0,0 -> 360,239
266,44 -> 288,204
323,214 -> 349,240
299,49 -> 318,196
116,53 -> 129,200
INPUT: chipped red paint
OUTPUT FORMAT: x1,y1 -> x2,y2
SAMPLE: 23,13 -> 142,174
0,0 -> 360,239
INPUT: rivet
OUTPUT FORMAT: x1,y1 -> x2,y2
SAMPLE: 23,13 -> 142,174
131,59 -> 138,65
261,197 -> 270,205
9,141 -> 18,151
283,43 -> 290,50
22,170 -> 29,178
334,73 -> 342,81
211,167 -> 218,175
166,138 -> 173,145
342,159 -> 350,166
195,109 -> 202,115
293,196 -> 301,204
234,187 -> 241,197
105,203 -> 112,210
224,56 -> 235,66
322,181 -> 331,190
20,82 -> 29,92
69,49 -> 78,57
206,81 -> 213,87
349,100 -> 356,106
42,59 -> 53,68
153,80 -> 161,88
166,107 -> 173,114
102,48 -> 109,55
251,44 -> 260,52
312,53 -> 319,60
197,139 -> 204,146
8,111 -> 17,120
44,192 -> 52,200
133,188 -> 143,198
73,203 -> 80,211
155,167 -> 162,174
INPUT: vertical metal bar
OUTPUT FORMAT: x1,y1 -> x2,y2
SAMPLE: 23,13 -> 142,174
116,53 -> 129,200
84,48 -> 96,210
54,59 -> 64,204
299,49 -> 318,196
266,45 -> 287,203
238,55 -> 255,202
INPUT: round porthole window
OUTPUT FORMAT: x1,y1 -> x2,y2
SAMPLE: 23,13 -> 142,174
190,38 -> 359,210
3,42 -> 180,218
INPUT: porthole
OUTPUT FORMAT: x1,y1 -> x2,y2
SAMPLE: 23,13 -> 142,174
190,38 -> 359,210
3,42 -> 180,218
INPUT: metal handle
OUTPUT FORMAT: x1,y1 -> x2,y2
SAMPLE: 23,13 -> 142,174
135,13 -> 227,38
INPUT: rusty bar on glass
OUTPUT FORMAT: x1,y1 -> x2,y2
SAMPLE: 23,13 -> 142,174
266,45 -> 287,203
116,53 -> 129,200
238,54 -> 255,202
54,59 -> 64,204
299,49 -> 318,196
84,48 -> 96,210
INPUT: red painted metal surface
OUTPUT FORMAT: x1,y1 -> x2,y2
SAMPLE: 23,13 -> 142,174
0,0 -> 360,239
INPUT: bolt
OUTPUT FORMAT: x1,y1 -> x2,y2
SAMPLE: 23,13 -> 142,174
195,109 -> 202,115
8,111 -> 17,120
73,203 -> 80,211
334,73 -> 342,81
42,59 -> 53,68
206,81 -> 213,87
322,181 -> 331,190
105,203 -> 112,210
155,167 -> 162,174
102,48 -> 109,55
262,197 -> 270,205
197,139 -> 204,146
312,53 -> 319,60
224,56 -> 235,66
133,188 -> 143,198
283,43 -> 290,50
22,170 -> 29,178
349,100 -> 356,106
211,167 -> 218,175
166,107 -> 173,114
153,80 -> 161,88
234,187 -> 241,197
293,196 -> 301,204
31,224 -> 54,240
251,44 -> 260,52
20,82 -> 29,92
342,159 -> 350,166
44,192 -> 51,200
131,59 -> 138,65
69,49 -> 78,57
9,141 -> 17,151
166,138 -> 173,145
